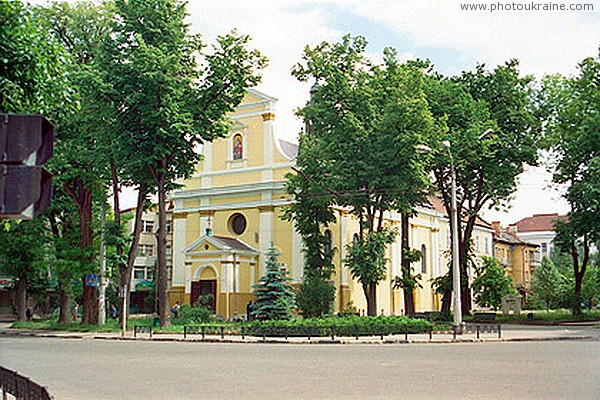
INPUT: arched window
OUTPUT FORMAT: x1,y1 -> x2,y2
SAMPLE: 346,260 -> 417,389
352,233 -> 360,245
421,244 -> 427,274
232,133 -> 243,160
324,230 -> 332,256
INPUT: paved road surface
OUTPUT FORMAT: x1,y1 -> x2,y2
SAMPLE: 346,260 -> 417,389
1,336 -> 599,399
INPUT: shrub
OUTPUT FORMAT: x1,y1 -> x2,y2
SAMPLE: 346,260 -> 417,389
175,304 -> 212,325
296,275 -> 335,318
245,315 -> 431,337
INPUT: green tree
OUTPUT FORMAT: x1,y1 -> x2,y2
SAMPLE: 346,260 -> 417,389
531,257 -> 564,310
104,0 -> 266,327
291,35 -> 432,316
36,1 -> 118,324
472,257 -> 515,310
542,54 -> 600,315
0,220 -> 49,321
252,247 -> 296,321
0,1 -> 70,113
425,61 -> 539,314
581,264 -> 600,310
46,186 -> 87,323
284,128 -> 337,318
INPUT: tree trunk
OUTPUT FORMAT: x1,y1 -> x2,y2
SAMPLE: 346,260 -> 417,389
59,285 -> 71,324
16,275 -> 27,322
156,169 -> 169,327
459,239 -> 472,316
400,213 -> 415,316
440,290 -> 451,313
363,283 -> 377,316
120,187 -> 147,330
80,191 -> 97,325
64,178 -> 97,325
58,265 -> 72,324
570,237 -> 589,316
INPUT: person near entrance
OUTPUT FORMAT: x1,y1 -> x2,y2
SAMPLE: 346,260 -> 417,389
171,301 -> 180,318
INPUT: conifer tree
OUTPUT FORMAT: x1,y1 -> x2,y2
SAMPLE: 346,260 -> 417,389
252,247 -> 296,321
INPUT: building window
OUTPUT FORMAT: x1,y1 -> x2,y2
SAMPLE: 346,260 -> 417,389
485,237 -> 489,254
166,221 -> 172,233
133,267 -> 145,280
142,220 -> 154,234
228,213 -> 247,235
233,133 -> 243,160
138,244 -> 154,257
421,244 -> 427,274
541,242 -> 548,253
352,233 -> 360,244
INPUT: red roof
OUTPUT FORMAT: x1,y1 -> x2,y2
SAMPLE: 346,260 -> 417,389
425,195 -> 492,229
510,213 -> 568,233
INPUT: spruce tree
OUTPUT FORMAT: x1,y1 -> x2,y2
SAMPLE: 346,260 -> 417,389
252,247 -> 295,320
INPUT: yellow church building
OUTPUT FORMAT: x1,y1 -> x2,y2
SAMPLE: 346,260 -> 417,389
169,89 -> 495,318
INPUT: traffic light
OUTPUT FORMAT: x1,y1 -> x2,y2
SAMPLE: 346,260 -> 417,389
0,114 -> 54,220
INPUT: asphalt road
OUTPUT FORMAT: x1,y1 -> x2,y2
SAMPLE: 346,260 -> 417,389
1,337 -> 599,399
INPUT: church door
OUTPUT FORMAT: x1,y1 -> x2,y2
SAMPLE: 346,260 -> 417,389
191,280 -> 217,312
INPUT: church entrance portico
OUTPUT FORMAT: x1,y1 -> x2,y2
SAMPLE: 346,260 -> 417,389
182,235 -> 259,318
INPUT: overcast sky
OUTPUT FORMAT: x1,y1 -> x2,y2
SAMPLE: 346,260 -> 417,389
29,0 -> 599,224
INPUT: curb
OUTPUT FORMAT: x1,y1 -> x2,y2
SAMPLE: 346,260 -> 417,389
2,329 -> 595,345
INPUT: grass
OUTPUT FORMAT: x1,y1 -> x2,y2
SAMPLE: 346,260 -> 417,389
11,309 -> 600,333
466,309 -> 600,324
11,318 -> 124,332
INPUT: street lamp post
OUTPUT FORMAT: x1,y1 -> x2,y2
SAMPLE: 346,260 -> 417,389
419,130 -> 495,331
443,140 -> 462,330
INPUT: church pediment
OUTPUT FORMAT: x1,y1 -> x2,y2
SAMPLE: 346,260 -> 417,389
183,235 -> 259,256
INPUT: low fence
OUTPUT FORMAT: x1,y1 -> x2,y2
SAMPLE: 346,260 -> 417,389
172,323 -> 503,342
0,366 -> 53,400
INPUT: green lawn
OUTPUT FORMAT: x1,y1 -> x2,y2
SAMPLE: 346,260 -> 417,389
11,309 -> 600,333
467,309 -> 600,323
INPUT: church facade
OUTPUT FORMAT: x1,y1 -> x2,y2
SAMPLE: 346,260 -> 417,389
169,89 -> 494,318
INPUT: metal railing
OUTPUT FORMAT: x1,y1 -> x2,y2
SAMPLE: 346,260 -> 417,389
181,323 -> 503,342
0,366 -> 53,400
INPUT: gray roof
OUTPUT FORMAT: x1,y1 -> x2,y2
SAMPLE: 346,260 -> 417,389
211,236 -> 258,253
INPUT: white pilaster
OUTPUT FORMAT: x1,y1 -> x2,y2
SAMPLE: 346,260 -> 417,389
259,210 -> 274,274
340,213 -> 349,285
391,240 -> 399,278
263,115 -> 274,167
172,218 -> 187,286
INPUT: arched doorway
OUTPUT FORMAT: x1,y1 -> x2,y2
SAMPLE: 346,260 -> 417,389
191,266 -> 217,312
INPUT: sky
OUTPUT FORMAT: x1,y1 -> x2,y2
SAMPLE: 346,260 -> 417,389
29,0 -> 600,224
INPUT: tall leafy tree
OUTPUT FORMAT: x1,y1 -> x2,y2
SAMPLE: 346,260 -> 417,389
1,1 -> 81,322
425,61 -> 539,314
284,128 -> 337,318
46,186 -> 86,323
104,0 -> 266,327
531,257 -> 564,310
38,1 -> 114,324
0,220 -> 49,321
291,36 -> 432,315
472,257 -> 515,311
542,54 -> 599,315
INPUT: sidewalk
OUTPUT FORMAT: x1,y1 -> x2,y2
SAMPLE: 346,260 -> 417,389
1,322 -> 597,345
